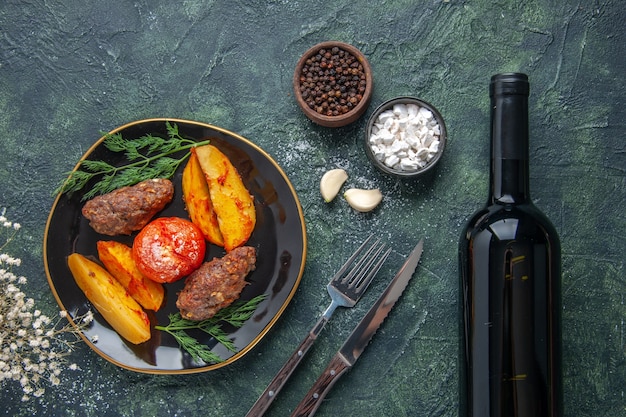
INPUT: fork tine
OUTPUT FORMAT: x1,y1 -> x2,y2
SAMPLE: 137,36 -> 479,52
328,236 -> 391,309
341,240 -> 387,287
352,246 -> 392,292
329,235 -> 376,283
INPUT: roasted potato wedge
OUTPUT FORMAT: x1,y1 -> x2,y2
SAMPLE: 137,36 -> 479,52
67,253 -> 151,345
96,240 -> 165,311
182,150 -> 224,246
194,144 -> 256,251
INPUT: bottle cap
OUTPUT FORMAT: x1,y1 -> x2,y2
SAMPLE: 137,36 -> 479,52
490,73 -> 529,96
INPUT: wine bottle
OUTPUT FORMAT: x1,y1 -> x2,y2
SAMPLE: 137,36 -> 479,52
458,73 -> 562,417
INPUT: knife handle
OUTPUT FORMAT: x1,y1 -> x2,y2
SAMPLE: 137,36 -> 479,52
290,353 -> 351,417
246,316 -> 328,417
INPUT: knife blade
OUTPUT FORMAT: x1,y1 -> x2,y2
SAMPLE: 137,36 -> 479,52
289,239 -> 424,417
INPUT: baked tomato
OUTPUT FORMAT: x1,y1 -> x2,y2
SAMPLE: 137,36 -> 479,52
133,217 -> 206,283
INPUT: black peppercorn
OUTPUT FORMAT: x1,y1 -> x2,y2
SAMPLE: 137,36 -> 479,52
298,45 -> 367,117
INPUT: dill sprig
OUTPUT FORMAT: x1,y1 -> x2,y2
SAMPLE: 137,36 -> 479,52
155,294 -> 267,364
54,121 -> 210,201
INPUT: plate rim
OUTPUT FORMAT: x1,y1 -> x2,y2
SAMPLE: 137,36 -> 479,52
43,117 -> 307,374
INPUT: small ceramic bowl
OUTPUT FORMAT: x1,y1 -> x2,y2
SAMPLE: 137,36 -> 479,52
293,41 -> 373,127
364,96 -> 447,178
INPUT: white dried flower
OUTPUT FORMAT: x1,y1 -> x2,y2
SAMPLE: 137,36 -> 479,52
82,310 -> 94,324
0,210 -> 91,401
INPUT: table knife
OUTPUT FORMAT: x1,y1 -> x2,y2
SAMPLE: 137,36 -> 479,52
289,239 -> 424,417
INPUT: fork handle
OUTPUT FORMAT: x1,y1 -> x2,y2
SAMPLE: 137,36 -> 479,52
289,353 -> 351,417
245,316 -> 328,417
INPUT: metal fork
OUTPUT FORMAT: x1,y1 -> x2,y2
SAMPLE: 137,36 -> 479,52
245,235 -> 391,417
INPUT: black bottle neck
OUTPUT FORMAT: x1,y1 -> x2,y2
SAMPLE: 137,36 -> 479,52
489,73 -> 531,205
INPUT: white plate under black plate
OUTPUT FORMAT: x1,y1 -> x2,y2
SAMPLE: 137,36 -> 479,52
44,118 -> 307,374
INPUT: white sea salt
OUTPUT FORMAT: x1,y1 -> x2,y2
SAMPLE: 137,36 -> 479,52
368,102 -> 442,172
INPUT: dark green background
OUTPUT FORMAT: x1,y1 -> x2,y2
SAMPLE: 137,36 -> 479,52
1,1 -> 624,416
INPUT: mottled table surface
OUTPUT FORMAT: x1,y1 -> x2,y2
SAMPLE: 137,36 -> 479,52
1,1 -> 624,416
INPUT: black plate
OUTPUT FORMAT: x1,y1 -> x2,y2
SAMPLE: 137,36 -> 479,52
44,118 -> 307,374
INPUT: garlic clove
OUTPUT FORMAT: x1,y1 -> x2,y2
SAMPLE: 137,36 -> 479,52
344,188 -> 383,212
320,168 -> 348,202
